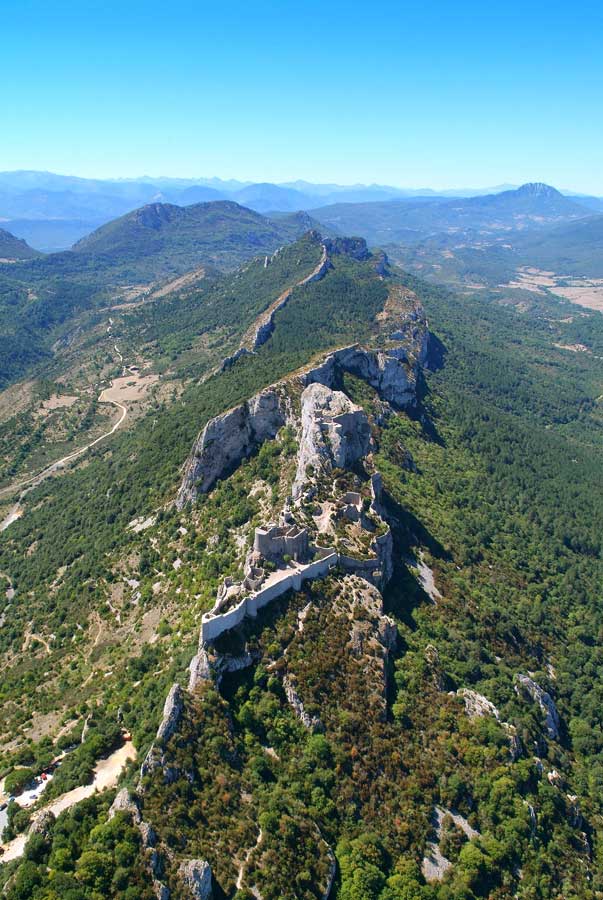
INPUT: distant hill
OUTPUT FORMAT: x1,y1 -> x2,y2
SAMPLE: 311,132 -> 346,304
311,183 -> 592,246
268,209 -> 336,237
0,201 -> 320,388
514,214 -> 603,277
230,182 -> 315,213
70,200 -> 308,279
0,226 -> 41,260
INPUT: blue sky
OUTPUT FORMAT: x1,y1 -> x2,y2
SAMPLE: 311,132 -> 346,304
3,0 -> 602,191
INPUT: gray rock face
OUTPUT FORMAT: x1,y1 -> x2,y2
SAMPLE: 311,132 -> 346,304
30,810 -> 56,838
324,236 -> 371,261
109,788 -> 141,823
157,683 -> 184,744
515,675 -> 561,740
293,383 -> 371,498
283,675 -> 323,731
178,859 -> 213,899
188,647 -> 212,690
458,688 -> 501,720
302,344 -> 420,410
176,388 -> 289,507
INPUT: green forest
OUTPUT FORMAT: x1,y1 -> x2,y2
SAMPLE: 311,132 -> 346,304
2,243 -> 603,898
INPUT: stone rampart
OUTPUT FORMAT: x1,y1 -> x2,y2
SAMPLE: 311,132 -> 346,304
200,551 -> 338,644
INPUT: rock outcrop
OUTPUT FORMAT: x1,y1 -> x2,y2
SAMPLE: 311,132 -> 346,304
29,810 -> 55,838
293,383 -> 371,499
178,859 -> 213,899
458,688 -> 501,720
515,675 -> 561,740
188,646 -> 212,690
109,788 -> 142,822
157,683 -> 185,744
301,343 -> 422,410
109,790 -> 169,900
177,387 -> 290,507
283,675 -> 323,732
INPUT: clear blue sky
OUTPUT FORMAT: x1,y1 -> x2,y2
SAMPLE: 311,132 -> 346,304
3,0 -> 602,192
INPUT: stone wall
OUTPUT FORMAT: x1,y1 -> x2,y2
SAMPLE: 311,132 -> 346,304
253,524 -> 309,561
200,551 -> 338,644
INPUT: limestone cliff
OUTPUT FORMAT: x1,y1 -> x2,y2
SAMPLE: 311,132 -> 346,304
292,383 -> 371,499
176,387 -> 291,507
177,340 -> 427,508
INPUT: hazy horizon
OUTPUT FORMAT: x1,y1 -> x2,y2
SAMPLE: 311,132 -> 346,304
0,169 -> 598,198
3,0 -> 602,193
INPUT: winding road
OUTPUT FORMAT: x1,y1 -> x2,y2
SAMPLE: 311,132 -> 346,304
0,341 -> 128,532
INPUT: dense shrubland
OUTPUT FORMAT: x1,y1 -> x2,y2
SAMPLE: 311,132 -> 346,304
3,253 -> 603,897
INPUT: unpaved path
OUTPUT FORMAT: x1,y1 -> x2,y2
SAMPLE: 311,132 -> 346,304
0,397 -> 126,501
0,339 -> 128,524
236,826 -> 263,890
0,741 -> 136,863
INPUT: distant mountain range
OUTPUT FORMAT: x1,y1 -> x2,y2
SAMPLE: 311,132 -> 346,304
2,170 -> 600,252
310,183 -> 592,245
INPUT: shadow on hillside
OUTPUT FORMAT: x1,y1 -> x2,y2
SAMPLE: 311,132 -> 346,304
425,332 -> 446,372
382,492 -> 449,630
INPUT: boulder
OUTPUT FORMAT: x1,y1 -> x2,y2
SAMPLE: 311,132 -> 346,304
178,859 -> 213,899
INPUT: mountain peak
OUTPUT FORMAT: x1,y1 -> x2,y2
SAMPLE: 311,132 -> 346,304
516,182 -> 561,197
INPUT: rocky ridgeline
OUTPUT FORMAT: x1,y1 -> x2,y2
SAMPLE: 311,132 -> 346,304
177,309 -> 429,508
221,231 -> 331,372
249,237 -> 330,351
122,278 -> 430,898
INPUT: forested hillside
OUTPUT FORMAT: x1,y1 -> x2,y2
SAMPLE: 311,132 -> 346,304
2,231 -> 603,897
0,229 -> 40,261
0,202 -> 315,391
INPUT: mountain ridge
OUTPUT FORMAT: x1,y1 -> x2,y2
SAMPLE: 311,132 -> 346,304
0,227 -> 41,260
2,172 -> 601,252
